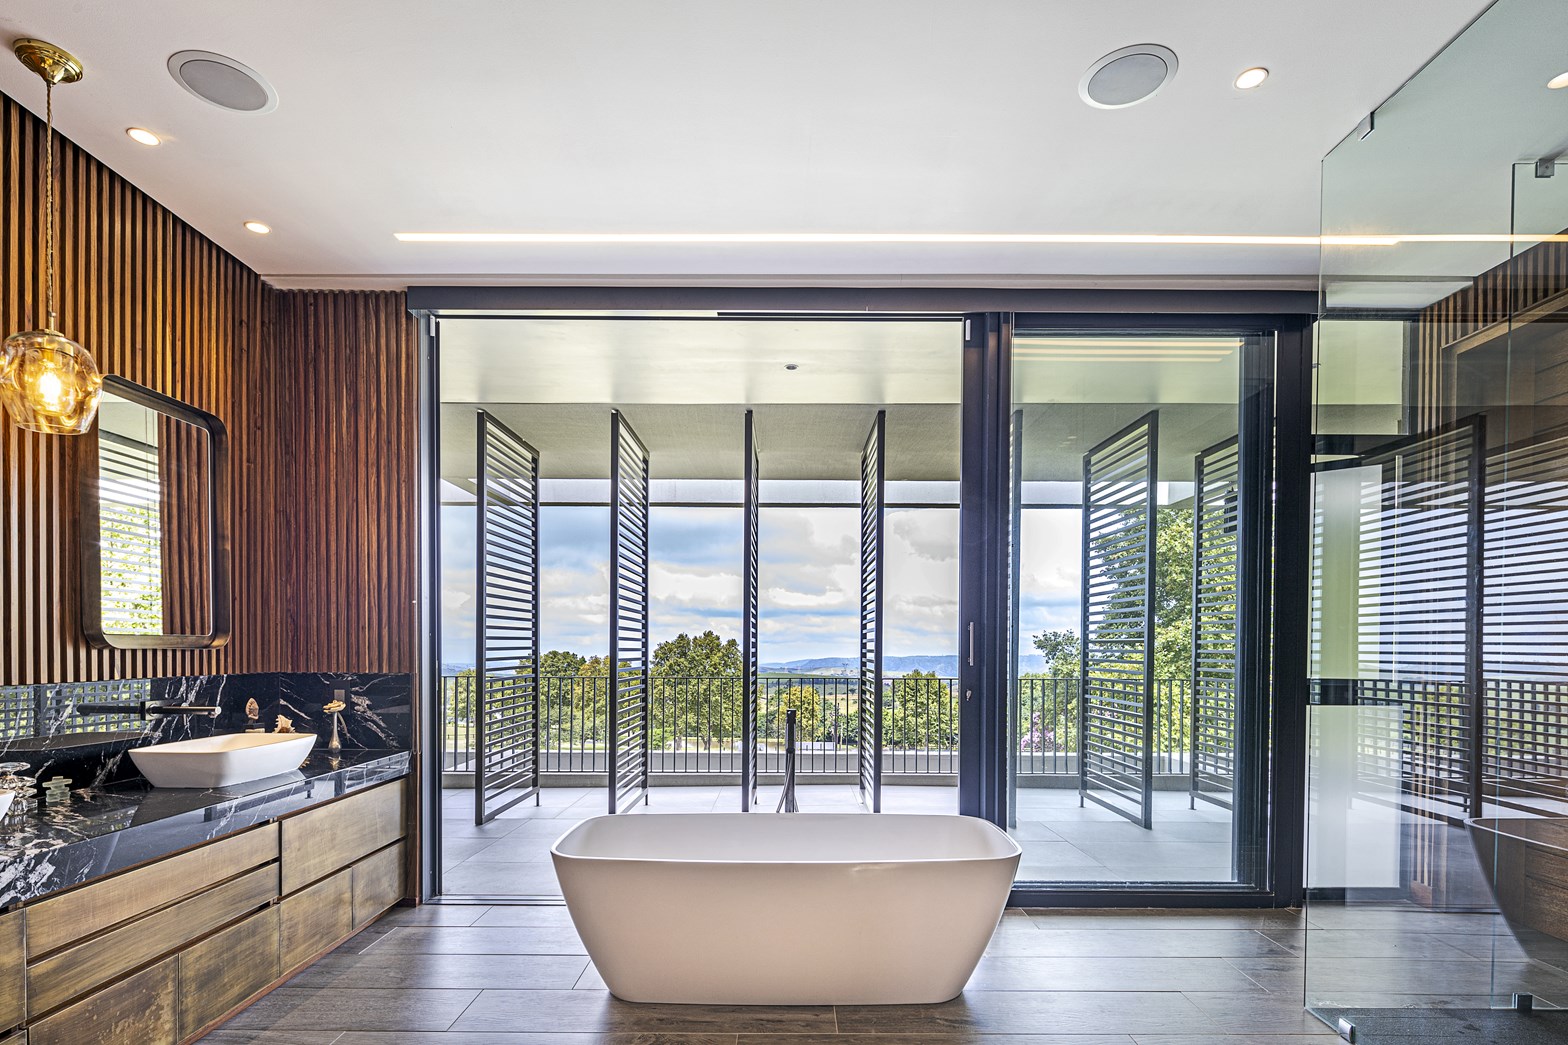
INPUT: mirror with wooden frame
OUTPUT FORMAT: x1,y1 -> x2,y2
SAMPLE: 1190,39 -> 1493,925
80,375 -> 231,649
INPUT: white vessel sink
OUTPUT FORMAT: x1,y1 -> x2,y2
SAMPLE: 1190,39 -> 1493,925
130,733 -> 317,788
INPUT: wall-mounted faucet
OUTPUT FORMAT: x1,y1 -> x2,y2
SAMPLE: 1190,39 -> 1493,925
71,700 -> 219,719
142,702 -> 220,718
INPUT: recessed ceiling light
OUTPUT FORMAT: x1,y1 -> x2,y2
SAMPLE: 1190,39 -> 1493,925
1549,71 -> 1568,90
1234,67 -> 1269,90
125,127 -> 161,146
1079,44 -> 1179,109
243,221 -> 271,235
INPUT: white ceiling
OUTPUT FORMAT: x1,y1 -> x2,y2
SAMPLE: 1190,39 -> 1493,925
0,0 -> 1492,288
1320,0 -> 1568,299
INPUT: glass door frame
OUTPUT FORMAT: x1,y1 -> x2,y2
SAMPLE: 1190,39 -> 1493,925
411,290 -> 1314,907
961,311 -> 1314,907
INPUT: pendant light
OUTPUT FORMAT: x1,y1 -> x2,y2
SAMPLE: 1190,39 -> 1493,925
0,39 -> 102,436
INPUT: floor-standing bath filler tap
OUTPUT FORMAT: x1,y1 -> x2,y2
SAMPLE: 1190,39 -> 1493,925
777,708 -> 799,813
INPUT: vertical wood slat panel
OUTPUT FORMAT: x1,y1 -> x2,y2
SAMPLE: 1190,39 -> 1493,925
1414,236 -> 1568,429
262,288 -> 419,677
0,91 -> 419,684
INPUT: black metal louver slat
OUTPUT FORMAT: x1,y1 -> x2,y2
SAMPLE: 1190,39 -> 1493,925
741,411 -> 761,810
859,411 -> 887,812
1079,411 -> 1158,829
474,412 -> 542,825
1310,418 -> 1485,818
1482,428 -> 1568,782
1191,437 -> 1239,810
608,410 -> 651,813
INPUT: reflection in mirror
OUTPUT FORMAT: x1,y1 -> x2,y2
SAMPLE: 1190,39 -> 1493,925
82,376 -> 230,649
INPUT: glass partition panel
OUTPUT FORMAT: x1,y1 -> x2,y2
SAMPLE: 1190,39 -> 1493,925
1006,324 -> 1273,888
1308,0 -> 1568,1036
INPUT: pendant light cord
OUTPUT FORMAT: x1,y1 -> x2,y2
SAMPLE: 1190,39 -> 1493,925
43,79 -> 56,330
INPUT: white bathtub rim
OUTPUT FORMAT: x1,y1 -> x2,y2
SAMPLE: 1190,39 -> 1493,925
551,811 -> 1022,866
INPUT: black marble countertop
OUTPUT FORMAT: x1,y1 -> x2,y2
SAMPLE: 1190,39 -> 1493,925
0,747 -> 410,909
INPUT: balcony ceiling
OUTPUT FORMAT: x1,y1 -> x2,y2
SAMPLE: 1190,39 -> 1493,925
0,0 -> 1489,289
437,318 -> 1247,483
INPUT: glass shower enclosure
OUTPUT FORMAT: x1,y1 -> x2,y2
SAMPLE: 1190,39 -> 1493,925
1307,0 -> 1568,1038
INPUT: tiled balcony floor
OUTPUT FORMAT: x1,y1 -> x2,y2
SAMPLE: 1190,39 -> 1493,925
440,783 -> 1235,896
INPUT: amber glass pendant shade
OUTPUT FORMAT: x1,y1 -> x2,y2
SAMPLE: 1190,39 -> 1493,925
3,39 -> 101,436
0,328 -> 104,435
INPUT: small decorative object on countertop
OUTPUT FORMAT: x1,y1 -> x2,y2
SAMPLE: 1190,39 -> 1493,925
0,761 -> 38,821
275,714 -> 294,734
41,776 -> 72,805
244,697 -> 262,731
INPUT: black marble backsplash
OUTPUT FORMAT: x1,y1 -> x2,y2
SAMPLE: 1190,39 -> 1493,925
0,672 -> 412,784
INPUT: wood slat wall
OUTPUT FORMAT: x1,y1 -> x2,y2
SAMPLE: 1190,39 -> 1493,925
261,290 -> 418,675
1416,237 -> 1568,432
0,91 -> 418,685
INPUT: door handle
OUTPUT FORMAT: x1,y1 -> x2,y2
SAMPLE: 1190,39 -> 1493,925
967,621 -> 975,667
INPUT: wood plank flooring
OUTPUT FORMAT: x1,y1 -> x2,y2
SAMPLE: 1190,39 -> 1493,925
197,907 -> 1347,1044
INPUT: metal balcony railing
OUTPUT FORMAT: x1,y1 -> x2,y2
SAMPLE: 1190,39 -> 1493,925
439,673 -> 1198,778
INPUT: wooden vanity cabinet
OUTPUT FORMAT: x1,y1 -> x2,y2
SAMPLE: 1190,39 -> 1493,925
0,909 -> 24,1036
10,776 -> 410,1045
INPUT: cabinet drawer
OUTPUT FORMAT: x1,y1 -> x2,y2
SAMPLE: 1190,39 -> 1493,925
280,781 -> 404,894
28,957 -> 177,1045
0,910 -> 23,1033
26,824 -> 278,956
352,842 -> 405,928
0,1028 -> 24,1045
278,867 -> 353,971
28,863 -> 277,1017
178,906 -> 280,1039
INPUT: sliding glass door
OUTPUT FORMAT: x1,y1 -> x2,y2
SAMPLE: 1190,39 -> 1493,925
425,302 -> 1305,904
998,318 -> 1283,894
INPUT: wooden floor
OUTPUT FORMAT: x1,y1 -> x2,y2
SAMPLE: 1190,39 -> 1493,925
197,907 -> 1344,1043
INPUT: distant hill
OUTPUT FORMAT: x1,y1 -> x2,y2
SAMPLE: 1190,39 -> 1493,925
763,655 -> 1047,676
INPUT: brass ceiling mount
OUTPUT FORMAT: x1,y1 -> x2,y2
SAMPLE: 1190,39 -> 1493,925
12,39 -> 84,85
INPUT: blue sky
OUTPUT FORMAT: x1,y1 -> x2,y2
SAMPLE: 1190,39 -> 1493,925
441,505 -> 1080,666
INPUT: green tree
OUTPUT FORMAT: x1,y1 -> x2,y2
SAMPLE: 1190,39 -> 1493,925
1032,629 -> 1081,678
538,649 -> 586,677
771,684 -> 825,745
886,671 -> 958,748
652,631 -> 742,749
1023,505 -> 1203,756
652,631 -> 742,678
567,655 -> 611,744
1151,506 -> 1195,678
448,667 -> 477,721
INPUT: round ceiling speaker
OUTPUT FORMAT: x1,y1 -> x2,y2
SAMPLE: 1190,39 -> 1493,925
1079,44 -> 1178,109
167,50 -> 277,113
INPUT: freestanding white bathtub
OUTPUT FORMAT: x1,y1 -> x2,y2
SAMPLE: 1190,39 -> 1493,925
551,812 -> 1021,1005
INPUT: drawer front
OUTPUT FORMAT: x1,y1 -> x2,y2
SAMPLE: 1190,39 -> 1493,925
0,1029 -> 23,1045
279,867 -> 353,971
352,842 -> 406,929
0,910 -> 23,1033
28,957 -> 177,1045
178,906 -> 280,1039
28,863 -> 278,1017
280,781 -> 405,894
26,823 -> 279,956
